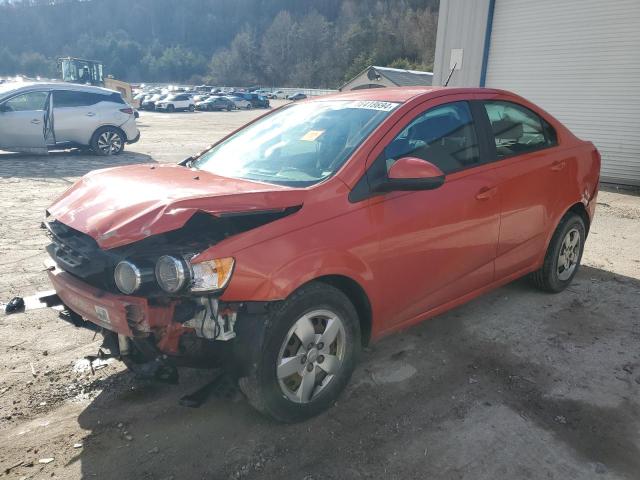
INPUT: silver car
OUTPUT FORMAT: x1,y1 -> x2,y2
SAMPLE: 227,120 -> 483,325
0,82 -> 140,156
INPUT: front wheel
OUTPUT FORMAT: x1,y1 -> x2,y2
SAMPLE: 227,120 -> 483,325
239,283 -> 361,423
166,104 -> 175,112
246,103 -> 253,110
188,104 -> 195,112
531,212 -> 586,292
91,127 -> 125,156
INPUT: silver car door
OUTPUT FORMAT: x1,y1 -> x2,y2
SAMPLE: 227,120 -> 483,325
44,92 -> 55,146
0,90 -> 49,154
52,90 -> 100,145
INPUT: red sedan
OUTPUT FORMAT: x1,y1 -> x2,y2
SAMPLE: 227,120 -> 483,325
44,87 -> 600,422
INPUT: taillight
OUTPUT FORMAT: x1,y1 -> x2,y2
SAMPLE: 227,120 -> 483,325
120,108 -> 134,115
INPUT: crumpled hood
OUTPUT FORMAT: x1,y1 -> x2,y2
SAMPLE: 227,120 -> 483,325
47,164 -> 305,249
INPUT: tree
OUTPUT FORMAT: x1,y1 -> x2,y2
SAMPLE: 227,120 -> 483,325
0,0 -> 439,86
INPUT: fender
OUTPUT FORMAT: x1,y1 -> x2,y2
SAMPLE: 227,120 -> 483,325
222,247 -> 375,304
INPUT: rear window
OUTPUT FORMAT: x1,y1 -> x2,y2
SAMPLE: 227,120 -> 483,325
483,101 -> 557,158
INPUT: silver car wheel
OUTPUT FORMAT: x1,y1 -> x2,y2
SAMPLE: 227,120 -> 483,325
557,227 -> 581,281
277,309 -> 346,404
96,131 -> 123,155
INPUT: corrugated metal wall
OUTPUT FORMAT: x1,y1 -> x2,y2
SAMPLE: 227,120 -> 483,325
485,0 -> 640,185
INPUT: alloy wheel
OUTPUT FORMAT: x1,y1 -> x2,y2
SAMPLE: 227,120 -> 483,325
276,309 -> 346,403
557,227 -> 581,281
96,131 -> 123,155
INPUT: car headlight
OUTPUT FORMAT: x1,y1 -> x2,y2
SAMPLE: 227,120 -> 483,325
155,255 -> 190,293
114,260 -> 151,294
190,257 -> 235,293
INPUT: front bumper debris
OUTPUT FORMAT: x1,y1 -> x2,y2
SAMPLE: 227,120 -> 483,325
46,261 -> 175,338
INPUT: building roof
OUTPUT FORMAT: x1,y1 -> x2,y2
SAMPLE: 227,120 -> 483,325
340,65 -> 434,91
373,66 -> 434,86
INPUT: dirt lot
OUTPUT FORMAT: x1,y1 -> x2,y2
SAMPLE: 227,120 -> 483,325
1,104 -> 639,480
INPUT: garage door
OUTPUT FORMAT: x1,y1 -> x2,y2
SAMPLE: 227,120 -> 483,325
484,0 -> 640,185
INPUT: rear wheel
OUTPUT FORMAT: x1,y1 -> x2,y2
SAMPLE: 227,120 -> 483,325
246,103 -> 253,110
531,212 -> 586,292
188,104 -> 195,112
239,283 -> 360,423
91,127 -> 125,156
226,104 -> 233,111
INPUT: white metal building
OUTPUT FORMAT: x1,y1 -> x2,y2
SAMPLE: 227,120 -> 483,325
432,0 -> 640,185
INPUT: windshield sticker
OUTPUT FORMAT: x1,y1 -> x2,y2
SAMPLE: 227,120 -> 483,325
301,130 -> 325,141
347,101 -> 398,112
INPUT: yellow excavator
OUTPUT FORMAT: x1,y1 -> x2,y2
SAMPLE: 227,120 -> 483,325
57,57 -> 139,108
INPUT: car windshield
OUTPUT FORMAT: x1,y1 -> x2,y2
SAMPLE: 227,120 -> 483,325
193,100 -> 399,187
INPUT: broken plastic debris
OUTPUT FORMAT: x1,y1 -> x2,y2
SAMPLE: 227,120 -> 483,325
4,296 -> 25,314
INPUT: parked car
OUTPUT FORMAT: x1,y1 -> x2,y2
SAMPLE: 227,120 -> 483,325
140,93 -> 166,111
240,93 -> 270,109
192,94 -> 210,102
41,87 -> 599,422
196,85 -> 216,93
0,82 -> 139,156
195,96 -> 234,111
225,95 -> 252,109
287,92 -> 307,101
273,90 -> 286,99
156,93 -> 195,112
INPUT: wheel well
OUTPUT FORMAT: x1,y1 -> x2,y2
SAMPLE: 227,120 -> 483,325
314,275 -> 372,346
568,202 -> 590,234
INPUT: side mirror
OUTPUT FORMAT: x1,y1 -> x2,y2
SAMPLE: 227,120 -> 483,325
375,157 -> 445,192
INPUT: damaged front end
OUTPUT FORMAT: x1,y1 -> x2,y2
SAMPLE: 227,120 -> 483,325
39,207 -> 295,382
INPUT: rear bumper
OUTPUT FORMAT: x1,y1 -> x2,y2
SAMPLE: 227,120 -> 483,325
127,131 -> 141,144
120,117 -> 140,144
46,263 -> 174,338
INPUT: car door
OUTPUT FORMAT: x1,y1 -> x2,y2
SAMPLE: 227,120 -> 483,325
364,98 -> 501,329
52,90 -> 101,145
0,90 -> 50,153
476,99 -> 564,278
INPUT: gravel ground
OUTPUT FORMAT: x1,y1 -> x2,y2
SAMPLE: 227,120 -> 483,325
0,104 -> 639,480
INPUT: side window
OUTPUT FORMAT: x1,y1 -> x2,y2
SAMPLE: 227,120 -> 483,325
483,101 -> 557,158
384,101 -> 480,174
2,91 -> 48,112
53,90 -> 106,108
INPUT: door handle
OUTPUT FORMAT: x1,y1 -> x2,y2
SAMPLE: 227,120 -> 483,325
86,112 -> 96,117
31,119 -> 41,124
476,186 -> 497,200
551,160 -> 566,171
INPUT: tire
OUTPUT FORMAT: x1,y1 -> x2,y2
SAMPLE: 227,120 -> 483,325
531,212 -> 586,293
239,282 -> 361,423
246,103 -> 253,110
166,104 -> 175,113
226,105 -> 232,112
90,126 -> 125,156
189,104 -> 195,112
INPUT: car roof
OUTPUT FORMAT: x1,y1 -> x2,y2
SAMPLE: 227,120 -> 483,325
314,86 -> 503,103
0,81 -> 119,100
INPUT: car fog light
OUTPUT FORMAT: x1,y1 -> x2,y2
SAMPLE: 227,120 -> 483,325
114,261 -> 148,294
191,257 -> 235,292
155,255 -> 189,293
